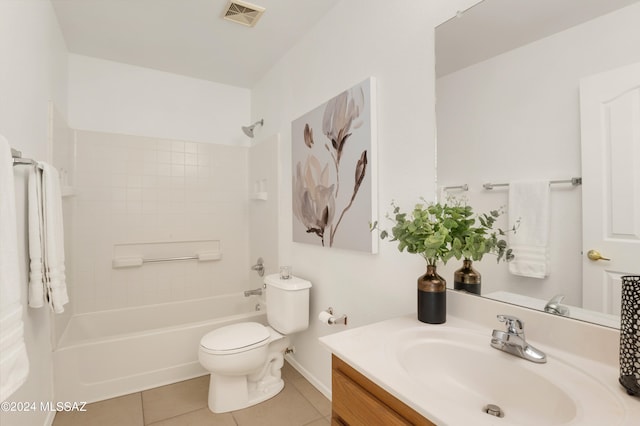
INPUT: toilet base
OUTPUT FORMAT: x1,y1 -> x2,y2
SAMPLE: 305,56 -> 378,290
202,327 -> 290,414
207,372 -> 284,413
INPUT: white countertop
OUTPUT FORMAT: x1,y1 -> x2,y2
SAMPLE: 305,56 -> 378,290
319,314 -> 640,425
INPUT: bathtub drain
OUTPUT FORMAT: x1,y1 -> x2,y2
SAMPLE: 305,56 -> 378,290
483,404 -> 504,418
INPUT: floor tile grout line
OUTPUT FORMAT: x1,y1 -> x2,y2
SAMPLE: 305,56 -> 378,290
286,376 -> 330,419
143,405 -> 209,425
138,392 -> 146,426
285,379 -> 328,424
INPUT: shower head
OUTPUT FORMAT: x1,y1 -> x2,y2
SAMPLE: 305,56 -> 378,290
241,119 -> 264,138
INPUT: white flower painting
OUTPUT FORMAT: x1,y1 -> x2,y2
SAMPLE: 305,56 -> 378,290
291,78 -> 377,253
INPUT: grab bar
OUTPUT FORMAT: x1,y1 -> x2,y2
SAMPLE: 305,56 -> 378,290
144,256 -> 201,264
112,252 -> 222,268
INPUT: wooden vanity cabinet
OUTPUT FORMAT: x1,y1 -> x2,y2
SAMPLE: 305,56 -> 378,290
331,355 -> 435,426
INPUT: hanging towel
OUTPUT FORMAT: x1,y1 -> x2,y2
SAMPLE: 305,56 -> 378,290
27,162 -> 68,313
0,136 -> 30,401
27,166 -> 44,308
508,180 -> 551,279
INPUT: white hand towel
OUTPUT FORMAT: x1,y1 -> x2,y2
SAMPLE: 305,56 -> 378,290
508,180 -> 551,279
40,163 -> 68,313
27,166 -> 45,308
0,136 -> 30,401
27,162 -> 68,313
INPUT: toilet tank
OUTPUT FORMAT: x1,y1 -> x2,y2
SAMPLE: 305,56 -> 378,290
264,274 -> 312,335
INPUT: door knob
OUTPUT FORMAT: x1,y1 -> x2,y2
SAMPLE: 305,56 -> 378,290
587,250 -> 611,261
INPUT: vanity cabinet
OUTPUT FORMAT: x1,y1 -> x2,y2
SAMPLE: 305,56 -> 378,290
331,355 -> 435,426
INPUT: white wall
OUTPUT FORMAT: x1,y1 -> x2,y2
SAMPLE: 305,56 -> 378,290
0,0 -> 68,425
436,3 -> 640,306
68,54 -> 251,146
72,130 -> 250,313
251,0 -> 481,394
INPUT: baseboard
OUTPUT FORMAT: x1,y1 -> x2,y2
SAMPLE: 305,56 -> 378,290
284,354 -> 332,400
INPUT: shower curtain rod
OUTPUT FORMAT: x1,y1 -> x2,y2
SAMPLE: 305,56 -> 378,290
11,148 -> 37,166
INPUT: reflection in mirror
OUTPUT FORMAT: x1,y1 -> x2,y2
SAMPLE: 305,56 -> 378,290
435,0 -> 640,328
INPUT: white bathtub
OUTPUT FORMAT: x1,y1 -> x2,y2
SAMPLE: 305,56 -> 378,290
53,293 -> 266,403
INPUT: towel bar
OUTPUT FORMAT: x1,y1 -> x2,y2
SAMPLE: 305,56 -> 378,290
11,148 -> 37,166
442,184 -> 469,191
483,177 -> 582,190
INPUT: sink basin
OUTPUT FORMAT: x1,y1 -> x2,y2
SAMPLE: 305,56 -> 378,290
391,327 -> 625,425
320,315 -> 638,426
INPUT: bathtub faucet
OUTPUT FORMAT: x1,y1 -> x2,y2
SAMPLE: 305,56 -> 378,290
244,287 -> 263,297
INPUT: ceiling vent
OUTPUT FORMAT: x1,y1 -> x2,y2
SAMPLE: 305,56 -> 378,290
222,1 -> 265,27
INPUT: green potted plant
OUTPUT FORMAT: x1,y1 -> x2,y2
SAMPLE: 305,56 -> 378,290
372,199 -> 465,324
372,199 -> 514,323
448,207 -> 515,296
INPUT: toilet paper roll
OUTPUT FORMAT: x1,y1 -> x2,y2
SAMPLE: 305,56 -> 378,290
318,311 -> 334,325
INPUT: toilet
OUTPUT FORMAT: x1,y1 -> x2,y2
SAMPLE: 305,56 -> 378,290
198,274 -> 312,413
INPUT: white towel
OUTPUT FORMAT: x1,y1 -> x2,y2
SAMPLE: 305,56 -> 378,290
27,166 -> 44,308
0,136 -> 29,401
27,162 -> 68,313
508,180 -> 551,279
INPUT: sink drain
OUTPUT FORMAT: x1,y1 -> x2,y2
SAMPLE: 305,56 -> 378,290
483,404 -> 505,418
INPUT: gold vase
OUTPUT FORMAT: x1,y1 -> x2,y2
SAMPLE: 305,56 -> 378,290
454,259 -> 481,295
417,264 -> 446,324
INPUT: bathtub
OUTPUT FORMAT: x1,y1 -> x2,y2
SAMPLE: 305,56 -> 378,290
53,293 -> 266,403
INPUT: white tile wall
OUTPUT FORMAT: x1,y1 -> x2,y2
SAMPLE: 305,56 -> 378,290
73,130 -> 250,313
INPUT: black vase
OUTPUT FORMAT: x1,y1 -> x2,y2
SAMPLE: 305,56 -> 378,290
417,265 -> 446,324
454,259 -> 481,295
619,275 -> 640,397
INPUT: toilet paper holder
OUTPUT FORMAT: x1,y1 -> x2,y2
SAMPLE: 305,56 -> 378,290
324,307 -> 348,325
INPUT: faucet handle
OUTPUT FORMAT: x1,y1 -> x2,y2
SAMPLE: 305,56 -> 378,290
547,294 -> 565,305
250,257 -> 265,277
497,314 -> 524,335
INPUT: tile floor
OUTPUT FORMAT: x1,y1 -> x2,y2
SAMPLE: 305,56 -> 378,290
53,362 -> 331,426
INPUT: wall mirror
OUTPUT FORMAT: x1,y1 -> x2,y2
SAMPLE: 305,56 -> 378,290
435,0 -> 640,328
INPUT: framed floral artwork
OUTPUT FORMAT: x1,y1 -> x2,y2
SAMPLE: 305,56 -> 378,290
291,77 -> 377,253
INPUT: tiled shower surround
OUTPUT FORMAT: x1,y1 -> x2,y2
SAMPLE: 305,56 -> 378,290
72,131 -> 249,314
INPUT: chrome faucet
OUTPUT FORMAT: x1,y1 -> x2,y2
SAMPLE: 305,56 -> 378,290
490,314 -> 547,363
544,294 -> 570,316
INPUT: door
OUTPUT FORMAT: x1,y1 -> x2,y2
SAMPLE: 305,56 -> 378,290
580,62 -> 640,315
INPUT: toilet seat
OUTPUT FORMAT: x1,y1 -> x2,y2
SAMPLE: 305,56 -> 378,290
200,322 -> 270,355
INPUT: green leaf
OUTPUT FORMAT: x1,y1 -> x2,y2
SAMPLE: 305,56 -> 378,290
374,198 -> 514,265
443,218 -> 458,229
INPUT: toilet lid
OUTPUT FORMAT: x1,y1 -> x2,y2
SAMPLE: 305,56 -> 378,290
200,322 -> 269,352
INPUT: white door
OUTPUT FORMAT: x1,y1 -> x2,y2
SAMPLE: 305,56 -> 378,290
580,62 -> 640,315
